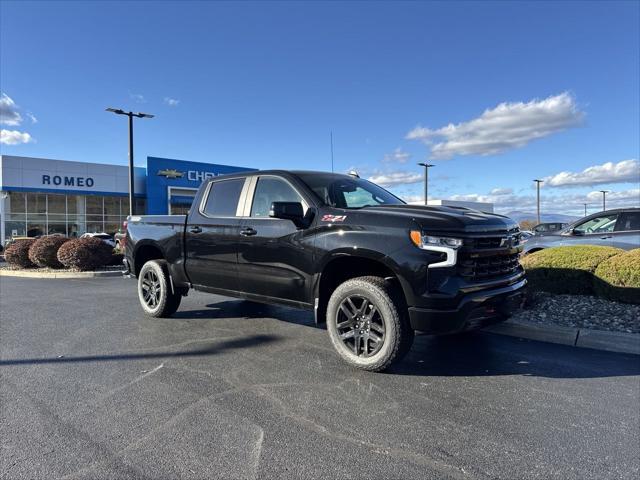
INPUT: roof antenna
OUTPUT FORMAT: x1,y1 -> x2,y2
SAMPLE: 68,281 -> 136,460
330,131 -> 334,173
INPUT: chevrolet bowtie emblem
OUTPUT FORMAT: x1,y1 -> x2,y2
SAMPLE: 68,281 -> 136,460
157,169 -> 184,179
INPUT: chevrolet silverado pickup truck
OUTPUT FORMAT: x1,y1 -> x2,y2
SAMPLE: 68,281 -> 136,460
124,170 -> 526,371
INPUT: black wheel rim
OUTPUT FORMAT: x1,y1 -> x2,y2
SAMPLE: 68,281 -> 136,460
141,270 -> 161,308
336,295 -> 385,358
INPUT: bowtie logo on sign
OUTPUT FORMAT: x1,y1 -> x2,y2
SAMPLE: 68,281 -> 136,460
157,169 -> 185,179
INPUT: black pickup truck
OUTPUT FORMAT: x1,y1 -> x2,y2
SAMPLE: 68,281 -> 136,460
125,170 -> 526,371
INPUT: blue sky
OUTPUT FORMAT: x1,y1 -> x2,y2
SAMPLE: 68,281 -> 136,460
1,0 -> 639,215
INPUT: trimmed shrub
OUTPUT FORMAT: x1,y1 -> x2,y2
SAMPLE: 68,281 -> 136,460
4,239 -> 37,268
594,249 -> 640,304
28,236 -> 70,268
520,245 -> 623,295
56,237 -> 113,271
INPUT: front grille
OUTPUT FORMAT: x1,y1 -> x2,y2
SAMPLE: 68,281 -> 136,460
459,252 -> 520,280
466,232 -> 521,250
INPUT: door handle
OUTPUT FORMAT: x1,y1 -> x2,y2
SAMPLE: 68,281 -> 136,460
189,226 -> 203,234
240,227 -> 257,237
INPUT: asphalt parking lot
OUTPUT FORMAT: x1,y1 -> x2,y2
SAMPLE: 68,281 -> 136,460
1,276 -> 639,480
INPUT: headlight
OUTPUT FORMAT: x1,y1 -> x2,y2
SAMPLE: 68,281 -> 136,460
410,231 -> 463,250
410,231 -> 461,268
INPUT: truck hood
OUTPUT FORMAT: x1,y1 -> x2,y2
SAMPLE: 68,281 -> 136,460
359,205 -> 519,234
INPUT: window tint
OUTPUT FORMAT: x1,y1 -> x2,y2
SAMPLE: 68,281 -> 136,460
615,212 -> 640,231
574,214 -> 618,234
251,177 -> 303,217
203,179 -> 244,217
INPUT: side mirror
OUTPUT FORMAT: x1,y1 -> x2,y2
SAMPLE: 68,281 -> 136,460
270,201 -> 304,226
566,228 -> 583,236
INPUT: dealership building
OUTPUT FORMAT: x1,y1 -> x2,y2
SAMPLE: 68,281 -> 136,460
0,155 -> 253,244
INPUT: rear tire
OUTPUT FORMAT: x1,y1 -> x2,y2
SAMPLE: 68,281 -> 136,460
326,276 -> 414,372
137,260 -> 182,317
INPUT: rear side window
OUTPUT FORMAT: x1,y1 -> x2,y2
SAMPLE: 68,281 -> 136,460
615,212 -> 640,231
202,179 -> 244,217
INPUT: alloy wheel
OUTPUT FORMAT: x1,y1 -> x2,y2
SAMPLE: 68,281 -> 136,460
141,270 -> 161,308
335,295 -> 385,357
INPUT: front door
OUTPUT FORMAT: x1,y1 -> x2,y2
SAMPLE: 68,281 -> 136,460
185,177 -> 247,293
570,212 -> 619,247
236,175 -> 314,304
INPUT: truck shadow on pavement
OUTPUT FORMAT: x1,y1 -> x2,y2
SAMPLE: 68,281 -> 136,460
175,299 -> 640,380
0,334 -> 280,366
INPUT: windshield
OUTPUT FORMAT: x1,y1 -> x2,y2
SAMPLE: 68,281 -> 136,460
296,173 -> 405,209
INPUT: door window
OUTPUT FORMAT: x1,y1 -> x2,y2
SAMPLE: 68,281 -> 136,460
573,214 -> 618,234
615,212 -> 640,232
250,177 -> 304,217
202,179 -> 245,217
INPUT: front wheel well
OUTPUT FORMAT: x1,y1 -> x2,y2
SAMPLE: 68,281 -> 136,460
134,244 -> 164,276
316,256 -> 405,324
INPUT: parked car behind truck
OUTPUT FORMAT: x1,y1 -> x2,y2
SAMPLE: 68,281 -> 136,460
125,170 -> 527,371
523,208 -> 640,254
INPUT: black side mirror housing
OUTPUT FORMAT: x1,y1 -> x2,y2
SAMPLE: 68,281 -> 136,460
270,201 -> 305,226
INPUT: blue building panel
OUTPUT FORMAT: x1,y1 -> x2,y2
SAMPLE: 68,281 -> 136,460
145,156 -> 254,214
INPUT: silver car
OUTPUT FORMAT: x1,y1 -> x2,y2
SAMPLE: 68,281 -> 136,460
523,208 -> 640,254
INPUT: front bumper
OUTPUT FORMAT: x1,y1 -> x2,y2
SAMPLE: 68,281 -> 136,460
408,277 -> 527,334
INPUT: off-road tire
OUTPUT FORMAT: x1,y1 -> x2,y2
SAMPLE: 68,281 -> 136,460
326,276 -> 414,372
137,260 -> 182,317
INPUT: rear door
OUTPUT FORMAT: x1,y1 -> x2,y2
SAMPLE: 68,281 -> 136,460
236,175 -> 315,304
612,211 -> 640,250
185,177 -> 249,293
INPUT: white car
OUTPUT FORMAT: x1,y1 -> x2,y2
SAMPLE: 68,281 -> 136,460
80,232 -> 116,248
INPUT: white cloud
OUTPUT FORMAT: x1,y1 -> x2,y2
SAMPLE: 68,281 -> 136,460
490,187 -> 513,195
368,170 -> 423,187
27,112 -> 38,124
382,147 -> 411,164
406,92 -> 584,159
0,93 -> 23,126
1,129 -> 33,145
439,188 -> 639,215
164,97 -> 180,107
586,188 -> 640,203
129,92 -> 146,103
543,159 -> 639,187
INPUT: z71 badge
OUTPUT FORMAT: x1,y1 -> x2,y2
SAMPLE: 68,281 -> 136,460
321,214 -> 347,222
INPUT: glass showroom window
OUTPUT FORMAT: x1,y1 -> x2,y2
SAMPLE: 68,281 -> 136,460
5,192 -> 27,238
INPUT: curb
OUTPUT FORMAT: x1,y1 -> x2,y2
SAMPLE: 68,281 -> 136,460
0,269 -> 125,279
486,319 -> 640,355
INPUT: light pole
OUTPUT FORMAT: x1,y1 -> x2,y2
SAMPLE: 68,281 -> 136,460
599,190 -> 609,211
583,203 -> 588,217
533,179 -> 543,225
106,108 -> 154,216
418,162 -> 435,206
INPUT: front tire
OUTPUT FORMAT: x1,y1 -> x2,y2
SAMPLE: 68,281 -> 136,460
137,260 -> 182,317
326,276 -> 414,372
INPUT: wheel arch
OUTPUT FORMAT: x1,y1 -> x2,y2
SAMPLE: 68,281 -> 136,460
133,241 -> 166,277
313,251 -> 409,324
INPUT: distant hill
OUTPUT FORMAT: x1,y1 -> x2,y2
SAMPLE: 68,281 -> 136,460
502,211 -> 579,223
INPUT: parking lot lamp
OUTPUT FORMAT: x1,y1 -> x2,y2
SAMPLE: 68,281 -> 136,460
599,190 -> 609,211
583,203 -> 588,217
106,108 -> 154,216
533,179 -> 543,224
418,162 -> 435,206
